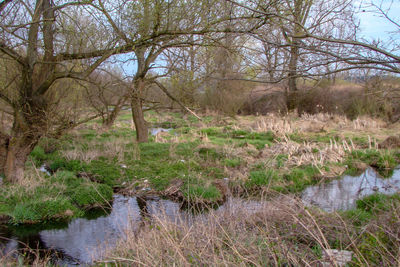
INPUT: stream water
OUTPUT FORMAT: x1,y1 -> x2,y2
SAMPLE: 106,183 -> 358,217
0,196 -> 265,266
302,167 -> 400,212
1,166 -> 400,265
150,127 -> 173,136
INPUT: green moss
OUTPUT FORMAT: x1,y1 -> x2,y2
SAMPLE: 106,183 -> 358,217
341,209 -> 372,226
376,151 -> 397,170
84,160 -> 121,186
345,149 -> 399,176
50,158 -> 83,172
280,165 -> 320,193
356,193 -> 400,213
0,170 -> 113,224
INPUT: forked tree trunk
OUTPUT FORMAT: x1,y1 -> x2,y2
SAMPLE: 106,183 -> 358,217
131,77 -> 148,143
102,105 -> 123,130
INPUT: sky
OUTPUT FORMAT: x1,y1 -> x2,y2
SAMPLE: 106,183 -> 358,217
118,1 -> 400,76
357,0 -> 400,41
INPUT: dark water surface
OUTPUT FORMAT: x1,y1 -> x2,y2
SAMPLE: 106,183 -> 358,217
0,195 -> 185,265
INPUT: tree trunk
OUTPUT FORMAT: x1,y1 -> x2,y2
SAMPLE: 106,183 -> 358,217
2,97 -> 46,182
131,96 -> 148,143
0,132 -> 9,175
287,42 -> 299,110
4,134 -> 38,183
102,104 -> 123,130
131,77 -> 148,143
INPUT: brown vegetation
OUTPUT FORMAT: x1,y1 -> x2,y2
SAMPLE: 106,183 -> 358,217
240,81 -> 400,122
102,195 -> 400,266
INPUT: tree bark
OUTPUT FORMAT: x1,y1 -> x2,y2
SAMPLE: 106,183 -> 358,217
4,133 -> 38,183
102,105 -> 123,130
0,132 -> 9,175
288,43 -> 299,92
131,96 -> 148,143
131,77 -> 148,143
287,40 -> 299,107
2,96 -> 47,182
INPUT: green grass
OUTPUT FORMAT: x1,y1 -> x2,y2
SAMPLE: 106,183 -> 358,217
2,110 -> 399,226
344,149 -> 399,176
224,158 -> 241,167
0,170 -> 113,224
247,170 -> 278,187
182,182 -> 221,202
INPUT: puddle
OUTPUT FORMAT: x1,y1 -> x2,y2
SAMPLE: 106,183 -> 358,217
39,164 -> 52,176
0,195 -> 264,266
302,167 -> 400,212
150,127 -> 173,136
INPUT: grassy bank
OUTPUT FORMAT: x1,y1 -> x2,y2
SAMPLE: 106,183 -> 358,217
0,111 -> 399,224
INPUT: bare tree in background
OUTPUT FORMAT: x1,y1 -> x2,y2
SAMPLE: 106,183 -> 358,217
83,68 -> 130,129
96,0 -> 264,141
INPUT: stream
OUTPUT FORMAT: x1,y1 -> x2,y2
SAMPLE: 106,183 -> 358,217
0,196 -> 265,266
302,166 -> 400,212
1,166 -> 400,265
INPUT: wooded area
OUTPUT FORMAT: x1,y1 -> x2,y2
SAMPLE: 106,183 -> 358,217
0,0 -> 399,183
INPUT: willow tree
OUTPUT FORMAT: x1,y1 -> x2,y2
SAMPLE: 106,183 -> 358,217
0,0 -> 140,182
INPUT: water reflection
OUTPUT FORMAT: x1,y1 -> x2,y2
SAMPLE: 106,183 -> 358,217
0,195 -> 271,265
0,195 -> 186,266
150,128 -> 172,136
302,167 -> 400,212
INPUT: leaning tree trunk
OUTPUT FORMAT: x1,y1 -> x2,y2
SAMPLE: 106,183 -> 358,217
131,78 -> 148,143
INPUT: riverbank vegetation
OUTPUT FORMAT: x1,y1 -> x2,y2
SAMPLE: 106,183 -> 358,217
1,110 -> 399,225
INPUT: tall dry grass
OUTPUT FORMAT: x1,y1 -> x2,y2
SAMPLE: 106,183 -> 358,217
102,195 -> 400,266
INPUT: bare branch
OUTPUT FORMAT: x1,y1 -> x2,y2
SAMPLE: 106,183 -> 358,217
153,80 -> 202,121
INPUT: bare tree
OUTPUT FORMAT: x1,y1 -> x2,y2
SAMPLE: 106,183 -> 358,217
0,0 -> 134,182
96,0 -> 262,141
82,68 -> 130,129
